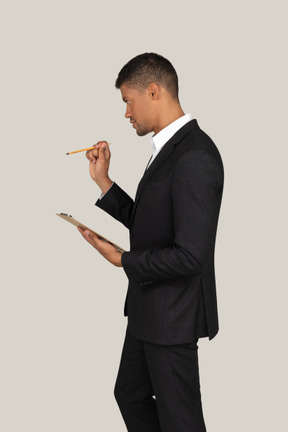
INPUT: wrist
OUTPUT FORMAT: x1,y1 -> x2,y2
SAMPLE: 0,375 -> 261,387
97,178 -> 113,194
114,252 -> 123,267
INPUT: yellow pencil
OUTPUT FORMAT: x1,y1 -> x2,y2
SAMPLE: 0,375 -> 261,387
66,143 -> 111,155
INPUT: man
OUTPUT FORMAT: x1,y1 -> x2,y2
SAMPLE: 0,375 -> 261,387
78,53 -> 224,432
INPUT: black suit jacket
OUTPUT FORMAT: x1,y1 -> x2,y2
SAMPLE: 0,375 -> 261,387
96,119 -> 224,344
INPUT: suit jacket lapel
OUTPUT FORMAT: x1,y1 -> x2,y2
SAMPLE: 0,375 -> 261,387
131,119 -> 199,222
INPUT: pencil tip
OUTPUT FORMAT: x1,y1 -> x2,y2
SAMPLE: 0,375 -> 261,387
66,153 -> 70,155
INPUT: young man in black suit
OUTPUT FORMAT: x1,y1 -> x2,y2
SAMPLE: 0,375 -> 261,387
78,53 -> 224,432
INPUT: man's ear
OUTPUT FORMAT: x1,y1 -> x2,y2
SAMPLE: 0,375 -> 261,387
148,83 -> 159,99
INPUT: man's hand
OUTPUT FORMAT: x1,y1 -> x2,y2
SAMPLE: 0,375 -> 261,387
77,227 -> 123,267
86,141 -> 113,194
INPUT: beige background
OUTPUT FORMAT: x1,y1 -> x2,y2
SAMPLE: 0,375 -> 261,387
1,1 -> 287,430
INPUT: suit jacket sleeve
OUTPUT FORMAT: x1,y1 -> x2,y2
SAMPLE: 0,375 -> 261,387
96,182 -> 135,229
120,150 -> 223,284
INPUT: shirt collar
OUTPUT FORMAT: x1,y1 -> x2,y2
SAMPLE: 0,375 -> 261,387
151,113 -> 194,153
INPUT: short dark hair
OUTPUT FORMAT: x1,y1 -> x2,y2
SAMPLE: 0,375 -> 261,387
115,53 -> 179,100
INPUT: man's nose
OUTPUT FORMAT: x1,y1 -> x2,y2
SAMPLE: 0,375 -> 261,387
125,105 -> 131,118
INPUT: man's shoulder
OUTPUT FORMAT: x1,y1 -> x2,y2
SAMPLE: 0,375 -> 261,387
176,121 -> 223,168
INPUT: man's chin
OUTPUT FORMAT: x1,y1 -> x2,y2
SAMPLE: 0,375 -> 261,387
135,126 -> 149,137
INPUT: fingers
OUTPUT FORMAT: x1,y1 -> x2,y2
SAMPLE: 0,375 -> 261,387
86,141 -> 109,163
77,227 -> 122,266
78,227 -> 113,254
77,227 -> 99,248
98,142 -> 111,161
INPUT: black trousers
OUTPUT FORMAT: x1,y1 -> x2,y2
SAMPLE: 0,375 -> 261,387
114,325 -> 206,432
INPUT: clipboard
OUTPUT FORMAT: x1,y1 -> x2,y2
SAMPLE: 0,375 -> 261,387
56,213 -> 126,253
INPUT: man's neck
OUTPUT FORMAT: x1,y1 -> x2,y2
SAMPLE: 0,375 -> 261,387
153,106 -> 185,135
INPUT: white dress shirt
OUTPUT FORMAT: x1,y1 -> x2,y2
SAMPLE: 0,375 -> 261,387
146,113 -> 194,169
